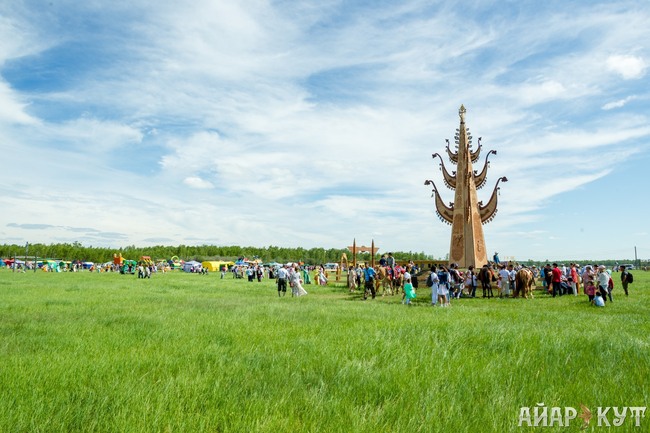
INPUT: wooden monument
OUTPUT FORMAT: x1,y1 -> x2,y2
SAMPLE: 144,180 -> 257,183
347,239 -> 379,268
424,105 -> 507,268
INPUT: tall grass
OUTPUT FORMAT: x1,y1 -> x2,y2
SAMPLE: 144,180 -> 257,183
0,270 -> 648,432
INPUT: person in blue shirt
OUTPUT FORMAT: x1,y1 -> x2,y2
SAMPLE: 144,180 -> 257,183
363,265 -> 377,300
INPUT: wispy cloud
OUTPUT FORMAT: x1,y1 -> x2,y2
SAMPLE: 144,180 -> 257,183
602,95 -> 637,110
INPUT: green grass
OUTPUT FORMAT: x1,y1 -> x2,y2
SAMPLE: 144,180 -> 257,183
0,269 -> 648,432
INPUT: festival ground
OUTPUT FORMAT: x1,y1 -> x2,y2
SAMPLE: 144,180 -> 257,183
0,269 -> 648,432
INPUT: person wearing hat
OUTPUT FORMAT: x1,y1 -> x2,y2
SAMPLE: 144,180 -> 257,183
596,265 -> 610,303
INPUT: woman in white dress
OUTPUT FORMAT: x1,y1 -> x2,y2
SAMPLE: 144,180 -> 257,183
290,265 -> 308,297
428,266 -> 440,306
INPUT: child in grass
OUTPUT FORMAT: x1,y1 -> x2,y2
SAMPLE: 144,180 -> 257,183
403,277 -> 416,305
585,280 -> 596,304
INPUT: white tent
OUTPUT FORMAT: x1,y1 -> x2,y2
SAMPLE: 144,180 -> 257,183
182,260 -> 202,272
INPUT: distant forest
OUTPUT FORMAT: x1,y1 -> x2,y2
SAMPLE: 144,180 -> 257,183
0,242 -> 435,265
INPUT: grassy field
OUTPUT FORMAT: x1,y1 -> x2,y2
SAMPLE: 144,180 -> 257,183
0,269 -> 648,432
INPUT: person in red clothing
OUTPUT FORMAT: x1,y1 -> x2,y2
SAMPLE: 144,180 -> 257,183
551,263 -> 563,297
570,263 -> 579,296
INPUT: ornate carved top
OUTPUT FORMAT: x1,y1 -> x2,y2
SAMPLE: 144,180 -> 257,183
459,104 -> 466,123
478,176 -> 508,224
445,139 -> 458,164
432,153 -> 457,190
469,136 -> 482,163
424,180 -> 454,225
473,149 -> 497,190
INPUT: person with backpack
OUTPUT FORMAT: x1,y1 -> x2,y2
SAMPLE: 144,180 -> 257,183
449,264 -> 463,299
619,265 -> 633,296
438,266 -> 451,306
426,265 -> 439,306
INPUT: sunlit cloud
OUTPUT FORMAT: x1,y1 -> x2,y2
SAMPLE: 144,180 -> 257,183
606,54 -> 647,79
183,176 -> 214,189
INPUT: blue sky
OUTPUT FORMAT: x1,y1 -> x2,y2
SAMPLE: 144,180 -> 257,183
1,0 -> 648,261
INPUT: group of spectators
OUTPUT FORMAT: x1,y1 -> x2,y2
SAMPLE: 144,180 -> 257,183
220,255 -> 637,308
537,262 -> 633,305
340,258 -> 636,308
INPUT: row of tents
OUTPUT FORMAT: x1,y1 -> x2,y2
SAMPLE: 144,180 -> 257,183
186,260 -> 286,273
1,258 -> 95,272
1,257 -> 284,273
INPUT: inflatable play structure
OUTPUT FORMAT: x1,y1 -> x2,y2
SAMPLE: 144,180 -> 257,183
168,256 -> 183,270
121,260 -> 137,274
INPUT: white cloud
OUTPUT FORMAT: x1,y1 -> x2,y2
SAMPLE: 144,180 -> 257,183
516,80 -> 568,105
51,118 -> 143,151
602,96 -> 637,110
183,176 -> 214,189
0,80 -> 37,125
606,54 -> 647,79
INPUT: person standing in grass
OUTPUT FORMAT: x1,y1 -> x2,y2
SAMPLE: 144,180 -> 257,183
607,272 -> 614,303
427,265 -> 439,306
437,266 -> 451,307
363,264 -> 376,300
289,265 -> 307,297
619,265 -> 631,296
347,265 -> 358,292
569,263 -> 579,295
465,265 -> 477,298
585,279 -> 596,304
403,276 -> 416,305
438,265 -> 451,305
596,265 -> 609,304
543,264 -> 552,294
498,264 -> 510,298
317,266 -> 328,286
551,263 -> 563,297
277,265 -> 288,297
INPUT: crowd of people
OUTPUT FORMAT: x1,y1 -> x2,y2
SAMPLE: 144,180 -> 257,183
238,253 -> 637,308
339,257 -> 636,308
3,253 -> 637,308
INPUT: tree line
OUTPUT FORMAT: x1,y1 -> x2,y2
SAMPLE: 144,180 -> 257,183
0,242 -> 434,265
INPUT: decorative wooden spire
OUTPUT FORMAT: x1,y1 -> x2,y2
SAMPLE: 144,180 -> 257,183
425,105 -> 507,268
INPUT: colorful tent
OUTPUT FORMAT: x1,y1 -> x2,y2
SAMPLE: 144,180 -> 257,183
183,261 -> 202,272
201,261 -> 235,272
